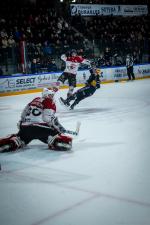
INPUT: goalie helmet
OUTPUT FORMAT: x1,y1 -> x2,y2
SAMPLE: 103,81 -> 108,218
42,88 -> 55,99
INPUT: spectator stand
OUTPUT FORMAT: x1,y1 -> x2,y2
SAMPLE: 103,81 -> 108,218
0,0 -> 149,75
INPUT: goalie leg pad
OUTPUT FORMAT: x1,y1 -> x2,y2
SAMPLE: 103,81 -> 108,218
0,134 -> 25,152
48,135 -> 58,150
48,134 -> 72,151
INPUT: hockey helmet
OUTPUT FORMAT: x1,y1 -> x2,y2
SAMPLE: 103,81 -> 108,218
42,88 -> 55,99
91,60 -> 96,68
96,68 -> 101,75
71,49 -> 77,56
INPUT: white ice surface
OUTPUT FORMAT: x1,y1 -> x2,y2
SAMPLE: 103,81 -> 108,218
0,79 -> 150,225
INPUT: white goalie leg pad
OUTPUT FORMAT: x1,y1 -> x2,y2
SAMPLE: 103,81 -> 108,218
0,135 -> 25,152
11,136 -> 25,149
48,135 -> 59,149
48,134 -> 72,150
54,134 -> 72,150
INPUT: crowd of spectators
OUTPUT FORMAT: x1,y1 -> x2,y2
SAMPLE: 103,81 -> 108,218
0,0 -> 88,74
30,57 -> 58,74
0,0 -> 150,74
71,13 -> 150,65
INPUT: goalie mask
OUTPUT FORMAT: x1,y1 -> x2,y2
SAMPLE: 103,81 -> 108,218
42,88 -> 55,100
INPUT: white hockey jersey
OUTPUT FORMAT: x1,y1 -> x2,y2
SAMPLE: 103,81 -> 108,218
21,97 -> 56,127
61,54 -> 90,75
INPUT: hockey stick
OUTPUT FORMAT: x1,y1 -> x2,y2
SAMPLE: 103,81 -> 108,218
65,121 -> 81,136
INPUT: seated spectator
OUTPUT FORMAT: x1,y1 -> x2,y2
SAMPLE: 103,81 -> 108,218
31,58 -> 38,74
97,54 -> 106,67
104,47 -> 112,66
133,50 -> 140,64
112,52 -> 123,66
0,67 -> 3,75
7,35 -> 16,58
36,57 -> 42,72
42,41 -> 52,56
47,58 -> 58,72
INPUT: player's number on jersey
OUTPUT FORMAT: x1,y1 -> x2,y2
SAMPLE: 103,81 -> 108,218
26,106 -> 41,117
67,63 -> 76,70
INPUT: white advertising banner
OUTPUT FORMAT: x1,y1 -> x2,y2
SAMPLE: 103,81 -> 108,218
0,72 -> 61,94
70,4 -> 148,16
76,64 -> 150,83
76,68 -> 109,83
134,64 -> 150,78
121,5 -> 148,16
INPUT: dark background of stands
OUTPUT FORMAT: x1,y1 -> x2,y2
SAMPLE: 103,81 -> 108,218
0,0 -> 150,75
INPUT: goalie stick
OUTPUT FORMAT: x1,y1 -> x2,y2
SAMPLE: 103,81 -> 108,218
65,121 -> 81,136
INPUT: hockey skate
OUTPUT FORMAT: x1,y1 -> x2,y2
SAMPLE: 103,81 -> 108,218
59,97 -> 70,107
69,105 -> 74,110
69,100 -> 79,110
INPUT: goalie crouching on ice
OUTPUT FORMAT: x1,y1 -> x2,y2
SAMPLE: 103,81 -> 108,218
60,62 -> 101,110
0,88 -> 78,153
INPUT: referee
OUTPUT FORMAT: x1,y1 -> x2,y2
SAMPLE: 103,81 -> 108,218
126,54 -> 135,81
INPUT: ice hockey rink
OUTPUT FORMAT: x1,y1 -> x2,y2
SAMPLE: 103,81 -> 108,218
0,78 -> 150,225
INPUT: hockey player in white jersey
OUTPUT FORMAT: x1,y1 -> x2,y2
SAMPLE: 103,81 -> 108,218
0,88 -> 79,153
56,49 -> 91,98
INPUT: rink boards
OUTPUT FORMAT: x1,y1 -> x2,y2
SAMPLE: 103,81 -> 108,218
0,63 -> 150,97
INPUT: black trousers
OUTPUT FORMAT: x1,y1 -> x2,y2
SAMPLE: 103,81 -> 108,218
75,85 -> 96,101
69,85 -> 96,108
127,66 -> 135,80
17,125 -> 58,145
58,72 -> 76,87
